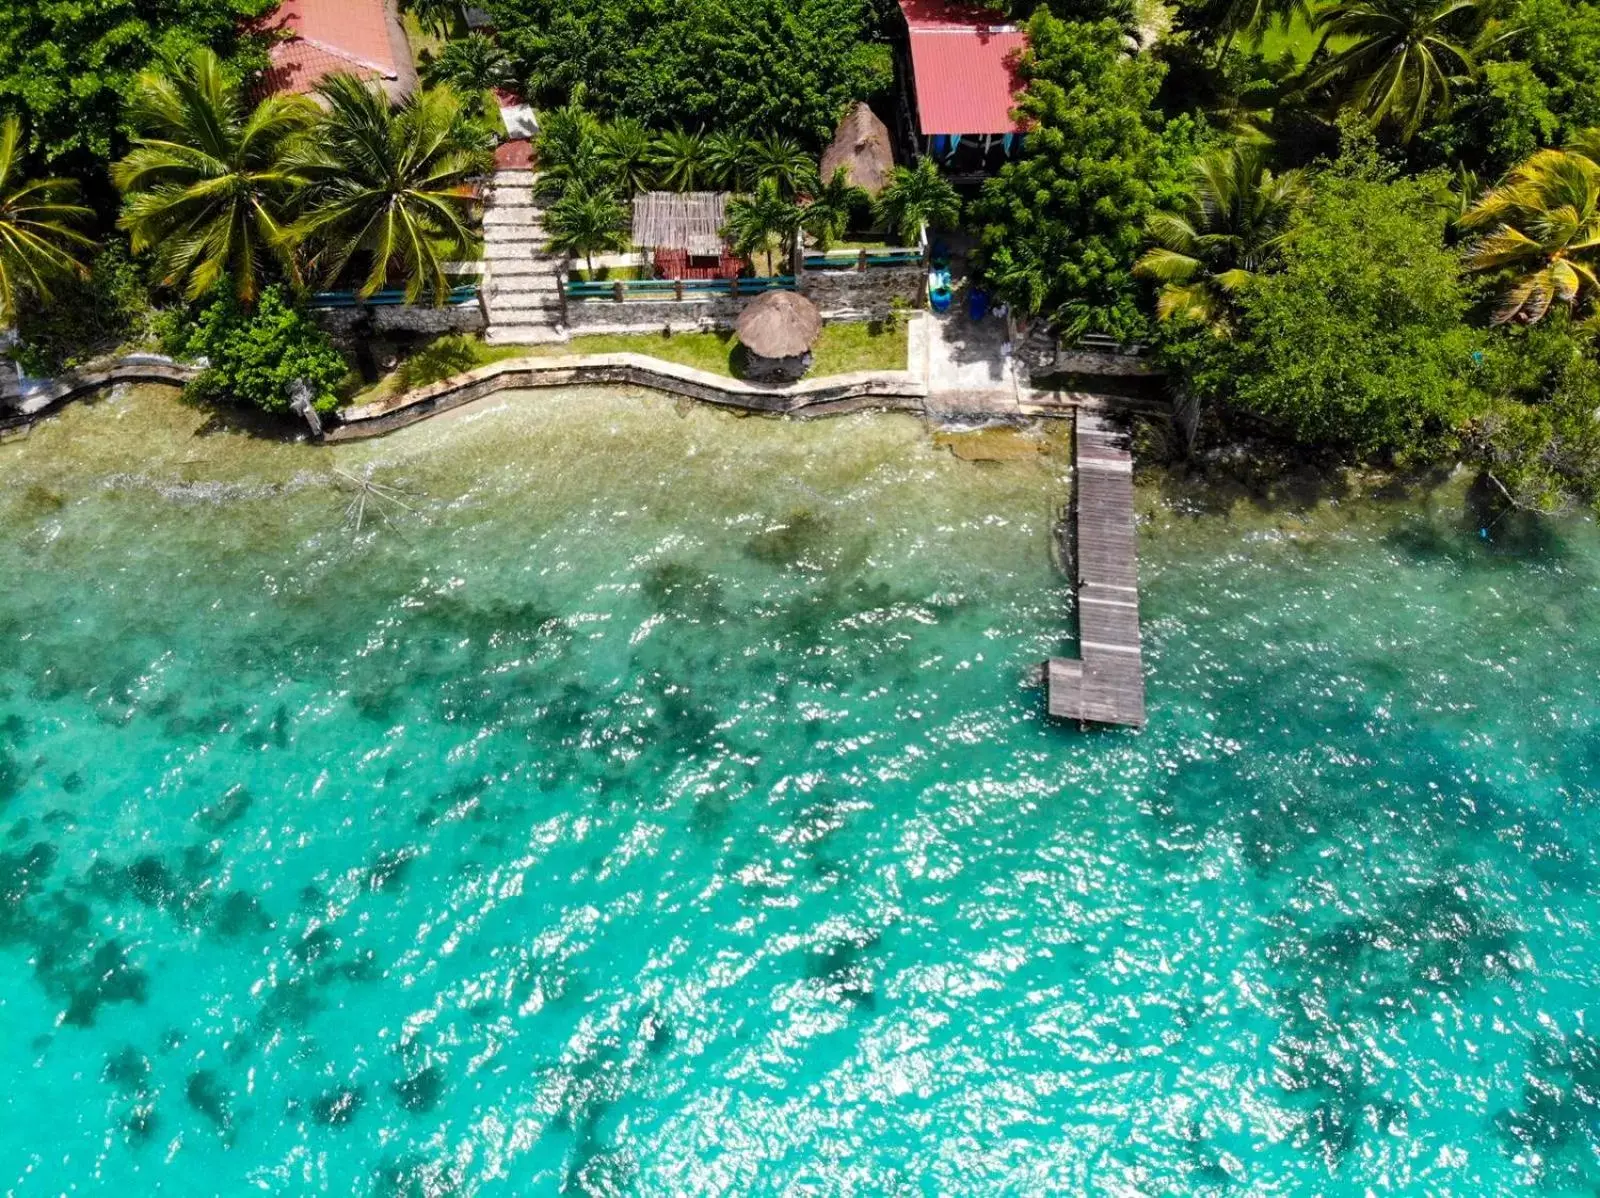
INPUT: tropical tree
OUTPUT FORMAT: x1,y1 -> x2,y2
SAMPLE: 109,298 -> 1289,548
114,48 -> 317,303
545,180 -> 631,275
424,32 -> 515,95
1134,142 -> 1309,331
595,119 -> 656,195
723,178 -> 802,274
746,133 -> 818,198
876,157 -> 961,246
1461,146 -> 1600,322
705,131 -> 754,191
651,129 -> 712,192
291,76 -> 487,304
0,115 -> 93,327
1306,0 -> 1481,140
803,167 -> 869,250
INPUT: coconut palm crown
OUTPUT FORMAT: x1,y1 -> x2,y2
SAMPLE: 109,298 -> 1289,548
114,48 -> 317,303
1462,143 -> 1600,323
1306,0 -> 1480,140
0,115 -> 93,326
291,75 -> 487,304
1134,142 -> 1309,331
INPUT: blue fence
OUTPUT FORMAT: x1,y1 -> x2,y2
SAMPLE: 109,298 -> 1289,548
564,276 -> 798,301
307,285 -> 480,309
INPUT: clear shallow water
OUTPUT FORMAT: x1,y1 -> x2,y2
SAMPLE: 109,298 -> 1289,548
2,386 -> 1599,1194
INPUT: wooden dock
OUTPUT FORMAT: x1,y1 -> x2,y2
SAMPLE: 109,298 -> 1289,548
1047,411 -> 1146,727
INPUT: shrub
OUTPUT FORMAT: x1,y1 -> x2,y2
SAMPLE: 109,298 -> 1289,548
163,286 -> 347,413
14,246 -> 154,376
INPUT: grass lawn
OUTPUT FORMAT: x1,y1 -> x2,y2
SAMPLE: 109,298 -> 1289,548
570,265 -> 646,282
1253,6 -> 1350,65
342,321 -> 910,408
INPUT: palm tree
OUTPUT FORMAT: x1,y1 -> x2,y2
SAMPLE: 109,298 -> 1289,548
1461,147 -> 1600,323
404,0 -> 462,37
651,129 -> 711,192
1305,0 -> 1480,140
1134,142 -> 1308,331
875,157 -> 961,246
423,32 -> 514,95
114,48 -> 317,302
746,134 -> 818,198
0,115 -> 93,326
802,167 -> 868,251
723,178 -> 802,275
535,102 -> 602,202
545,181 -> 630,276
595,119 -> 656,196
705,131 -> 754,191
292,77 -> 487,304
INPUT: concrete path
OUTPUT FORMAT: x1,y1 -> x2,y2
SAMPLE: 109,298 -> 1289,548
482,167 -> 570,345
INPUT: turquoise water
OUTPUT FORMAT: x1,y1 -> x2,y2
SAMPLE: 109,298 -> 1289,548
2,386 -> 1599,1194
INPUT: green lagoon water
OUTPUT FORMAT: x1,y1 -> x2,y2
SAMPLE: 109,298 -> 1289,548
2,385 -> 1599,1194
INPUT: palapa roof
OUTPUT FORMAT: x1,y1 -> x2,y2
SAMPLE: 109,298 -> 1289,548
631,192 -> 731,256
820,103 -> 895,196
736,291 -> 823,360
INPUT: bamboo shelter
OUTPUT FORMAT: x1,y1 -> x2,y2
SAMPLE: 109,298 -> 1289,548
735,291 -> 823,381
820,102 -> 895,196
631,191 -> 742,278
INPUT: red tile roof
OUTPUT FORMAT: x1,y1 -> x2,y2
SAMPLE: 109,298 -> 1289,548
257,0 -> 405,97
899,0 -> 1027,136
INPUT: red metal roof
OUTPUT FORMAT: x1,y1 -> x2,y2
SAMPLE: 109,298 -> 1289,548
257,0 -> 404,96
898,0 -> 1027,136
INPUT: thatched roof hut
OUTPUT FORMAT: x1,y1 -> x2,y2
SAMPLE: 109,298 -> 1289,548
631,191 -> 730,255
736,292 -> 823,379
820,102 -> 895,196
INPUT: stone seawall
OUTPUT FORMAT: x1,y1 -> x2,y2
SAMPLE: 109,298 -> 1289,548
564,297 -> 743,336
326,353 -> 930,441
0,355 -> 199,423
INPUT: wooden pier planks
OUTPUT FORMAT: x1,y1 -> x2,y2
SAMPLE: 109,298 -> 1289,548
1047,412 -> 1147,727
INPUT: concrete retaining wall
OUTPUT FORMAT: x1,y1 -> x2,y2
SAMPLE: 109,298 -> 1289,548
0,355 -> 199,422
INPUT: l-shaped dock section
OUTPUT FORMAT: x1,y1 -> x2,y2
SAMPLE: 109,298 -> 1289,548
1047,411 -> 1146,727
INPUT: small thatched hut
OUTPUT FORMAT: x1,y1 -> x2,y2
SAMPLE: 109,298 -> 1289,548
736,291 -> 823,382
820,102 -> 895,196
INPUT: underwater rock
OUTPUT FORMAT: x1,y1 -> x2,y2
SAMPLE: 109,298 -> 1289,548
393,1064 -> 444,1114
194,785 -> 253,833
185,1069 -> 231,1135
311,1084 -> 363,1127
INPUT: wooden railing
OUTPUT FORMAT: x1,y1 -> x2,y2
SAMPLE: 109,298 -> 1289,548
563,276 -> 797,302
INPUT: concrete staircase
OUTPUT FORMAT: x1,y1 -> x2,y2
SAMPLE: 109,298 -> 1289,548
482,169 -> 570,345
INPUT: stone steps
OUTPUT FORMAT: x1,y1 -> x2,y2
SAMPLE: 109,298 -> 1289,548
482,169 -> 567,342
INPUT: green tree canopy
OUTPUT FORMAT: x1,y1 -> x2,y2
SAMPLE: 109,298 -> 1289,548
483,0 -> 891,145
0,0 -> 273,171
972,12 -> 1192,339
1167,159 -> 1483,455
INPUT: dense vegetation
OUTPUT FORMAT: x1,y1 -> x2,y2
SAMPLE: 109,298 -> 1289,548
480,0 -> 892,143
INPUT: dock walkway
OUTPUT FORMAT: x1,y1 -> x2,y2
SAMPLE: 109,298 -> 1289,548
1047,411 -> 1146,727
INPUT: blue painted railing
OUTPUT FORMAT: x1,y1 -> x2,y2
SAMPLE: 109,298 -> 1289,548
564,276 -> 798,301
307,284 -> 480,309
